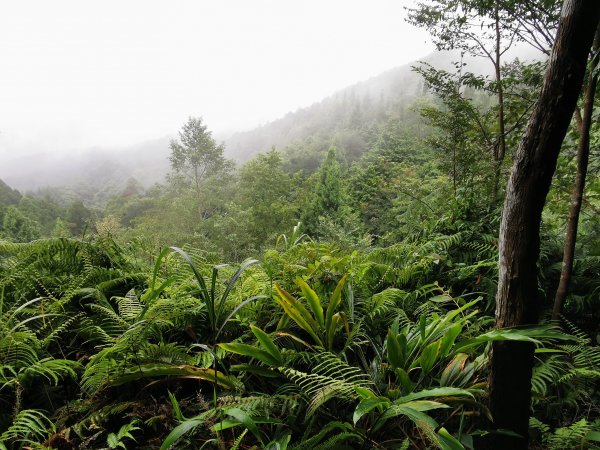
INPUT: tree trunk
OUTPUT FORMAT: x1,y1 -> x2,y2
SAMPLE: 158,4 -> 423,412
552,26 -> 600,320
487,2 -> 600,449
492,4 -> 507,201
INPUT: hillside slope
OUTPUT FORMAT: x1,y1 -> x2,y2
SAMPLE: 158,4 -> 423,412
223,51 -> 464,168
1,51 -> 465,197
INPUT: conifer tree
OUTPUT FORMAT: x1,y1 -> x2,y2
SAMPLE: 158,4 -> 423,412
302,147 -> 345,237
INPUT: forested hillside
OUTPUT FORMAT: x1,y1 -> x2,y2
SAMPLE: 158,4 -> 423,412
224,57 -> 429,166
1,1 -> 600,449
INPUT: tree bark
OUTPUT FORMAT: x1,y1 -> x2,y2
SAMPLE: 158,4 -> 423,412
492,4 -> 507,201
552,26 -> 600,320
487,1 -> 600,449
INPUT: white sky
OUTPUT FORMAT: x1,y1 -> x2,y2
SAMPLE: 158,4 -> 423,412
0,0 -> 433,157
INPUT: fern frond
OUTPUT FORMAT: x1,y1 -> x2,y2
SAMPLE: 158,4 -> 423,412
280,352 -> 371,418
0,409 -> 55,446
289,421 -> 360,450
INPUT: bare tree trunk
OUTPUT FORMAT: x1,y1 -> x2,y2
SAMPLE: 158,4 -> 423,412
487,2 -> 600,449
492,4 -> 507,201
552,26 -> 600,320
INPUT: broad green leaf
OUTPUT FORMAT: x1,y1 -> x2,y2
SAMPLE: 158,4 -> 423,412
219,342 -> 280,366
375,404 -> 438,433
212,416 -> 279,432
387,330 -> 406,369
394,387 -> 475,405
296,278 -> 324,328
419,314 -> 427,341
395,367 -> 414,393
400,400 -> 450,412
353,397 -> 390,424
587,431 -> 600,442
274,285 -> 323,346
325,274 -> 347,330
453,326 -> 571,354
440,353 -> 472,387
418,339 -> 442,375
440,323 -> 462,357
223,408 -> 265,445
274,331 -> 312,348
276,314 -> 290,330
429,295 -> 453,303
442,300 -> 480,324
109,363 -> 235,389
355,386 -> 376,399
251,325 -> 282,365
437,427 -> 466,450
326,312 -> 341,350
160,418 -> 204,450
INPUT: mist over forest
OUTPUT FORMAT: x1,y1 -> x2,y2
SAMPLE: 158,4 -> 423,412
1,1 -> 599,450
0,50 -> 462,193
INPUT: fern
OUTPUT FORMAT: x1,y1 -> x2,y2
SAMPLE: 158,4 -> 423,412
280,351 -> 372,418
42,312 -> 85,347
289,421 -> 360,450
532,320 -> 600,410
0,409 -> 54,447
531,417 -> 600,450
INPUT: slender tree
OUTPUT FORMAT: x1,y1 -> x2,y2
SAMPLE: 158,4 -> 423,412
488,2 -> 600,449
407,0 -> 514,199
552,25 -> 600,320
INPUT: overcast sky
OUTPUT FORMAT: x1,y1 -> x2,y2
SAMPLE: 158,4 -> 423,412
0,1 -> 433,157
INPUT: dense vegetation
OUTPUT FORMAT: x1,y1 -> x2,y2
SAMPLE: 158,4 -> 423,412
1,1 -> 600,449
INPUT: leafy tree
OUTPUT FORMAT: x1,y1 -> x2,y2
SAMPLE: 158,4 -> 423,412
407,0 -> 561,200
17,195 -> 64,236
51,217 -> 71,238
416,63 -> 496,202
349,124 -> 444,241
407,0 -> 517,198
66,200 -> 92,236
496,0 -> 562,54
95,214 -> 124,240
169,117 -> 233,192
1,206 -> 40,242
237,149 -> 300,250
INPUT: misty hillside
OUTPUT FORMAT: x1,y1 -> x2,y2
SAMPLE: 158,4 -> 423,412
1,136 -> 171,192
0,51 -> 469,199
221,50 -> 495,174
223,51 -> 467,165
223,62 -> 426,162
